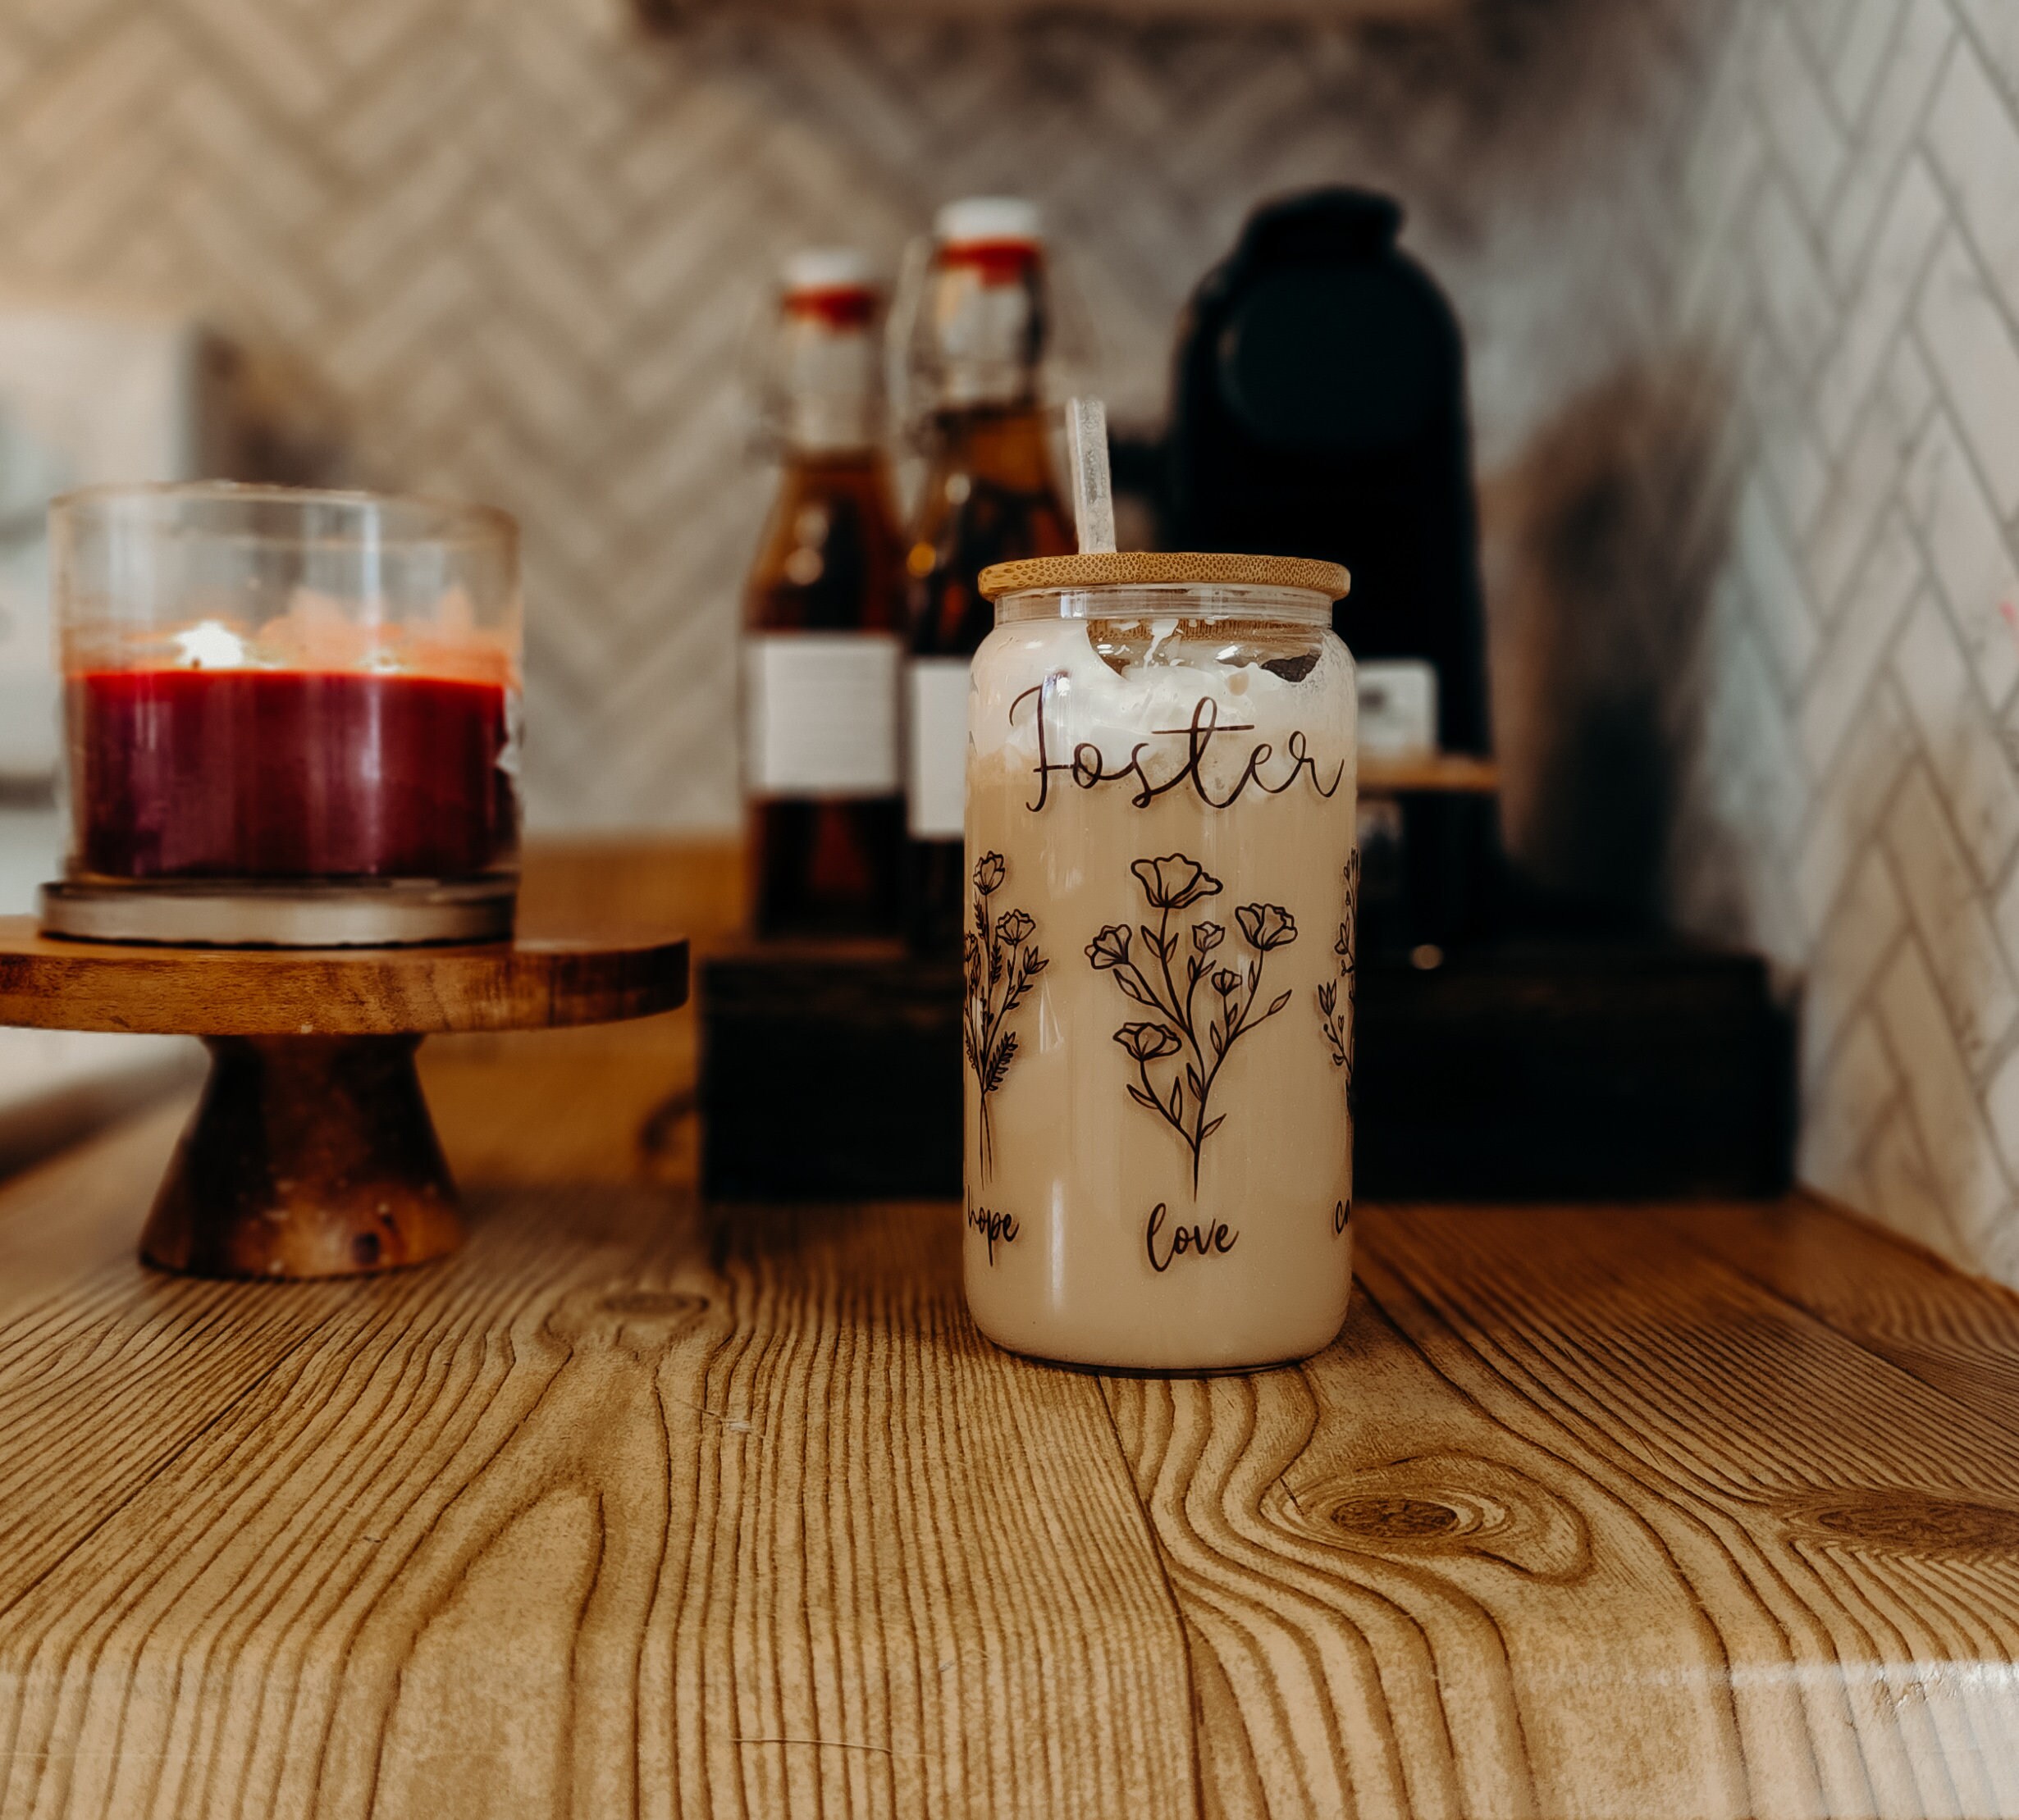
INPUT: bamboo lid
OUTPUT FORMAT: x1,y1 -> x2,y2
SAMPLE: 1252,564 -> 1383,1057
978,551 -> 1349,600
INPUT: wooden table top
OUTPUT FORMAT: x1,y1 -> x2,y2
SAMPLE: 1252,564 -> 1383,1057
2,846 -> 2018,1818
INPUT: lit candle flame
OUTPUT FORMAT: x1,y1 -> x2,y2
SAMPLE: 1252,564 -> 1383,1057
171,620 -> 249,669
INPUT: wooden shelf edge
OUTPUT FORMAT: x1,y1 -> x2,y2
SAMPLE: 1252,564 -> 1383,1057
1359,753 -> 1501,795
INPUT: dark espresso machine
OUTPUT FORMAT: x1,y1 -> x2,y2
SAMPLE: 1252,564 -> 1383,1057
1123,187 -> 1792,1197
1148,186 -> 1496,956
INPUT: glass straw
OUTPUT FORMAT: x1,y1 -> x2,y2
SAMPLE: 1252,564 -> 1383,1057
1066,396 -> 1116,554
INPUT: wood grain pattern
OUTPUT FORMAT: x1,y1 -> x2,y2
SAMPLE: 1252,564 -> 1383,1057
3,1149 -> 2018,1814
1110,1203 -> 2019,1818
1,846 -> 2017,1814
0,919 -> 690,1038
1647,1197 -> 2019,1413
0,1175 -> 1194,1818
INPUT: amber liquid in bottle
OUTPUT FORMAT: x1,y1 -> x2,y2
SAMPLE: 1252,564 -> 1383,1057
905,404 -> 1071,951
746,452 -> 907,936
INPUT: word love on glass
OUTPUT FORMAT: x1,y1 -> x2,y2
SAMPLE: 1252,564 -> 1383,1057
1010,680 -> 1345,814
1144,1202 -> 1239,1274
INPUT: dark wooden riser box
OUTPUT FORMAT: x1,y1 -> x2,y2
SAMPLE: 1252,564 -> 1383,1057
701,944 -> 964,1202
699,940 -> 1794,1202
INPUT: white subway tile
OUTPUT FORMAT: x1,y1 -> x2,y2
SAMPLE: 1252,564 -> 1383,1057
1760,383 -> 1834,535
170,183 -> 328,344
1981,1211 -> 2019,1292
322,253 -> 477,392
473,198 -> 626,361
473,319 -> 596,446
1756,8 -> 1851,224
1683,239 -> 1756,353
1796,675 -> 1914,930
336,148 -> 494,304
1832,0 -> 1908,124
1706,613 -> 1812,860
1864,1096 -> 1972,1261
1884,335 -> 1938,426
1738,477 -> 1820,690
17,125 -> 172,276
178,0 -> 335,120
13,13 -> 174,166
322,5 -> 421,76
1916,231 -> 2019,517
1884,763 -> 2019,1064
1987,843 -> 2019,995
1800,1010 -> 1900,1186
1751,179 -> 1838,381
1807,390 -> 1916,612
1825,0 -> 1954,285
1874,936 -> 2015,1248
1899,408 -> 2019,709
1688,12 -> 1766,224
1688,85 -> 1767,249
1891,596 -> 2019,886
1951,0 -> 2019,104
1814,157 -> 1945,452
1984,1040 -> 2019,1186
1797,509 -> 1925,770
170,76 -> 328,237
1925,35 -> 2019,303
1803,848 -> 1906,1082
1787,0 -> 1851,68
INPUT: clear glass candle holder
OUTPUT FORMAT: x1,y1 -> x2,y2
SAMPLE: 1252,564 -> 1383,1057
43,483 -> 521,946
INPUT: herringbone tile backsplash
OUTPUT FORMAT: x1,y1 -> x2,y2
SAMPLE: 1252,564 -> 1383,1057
0,0 -> 1706,828
1679,0 -> 2019,1285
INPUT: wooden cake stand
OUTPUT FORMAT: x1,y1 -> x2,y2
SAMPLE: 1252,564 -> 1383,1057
0,919 -> 688,1279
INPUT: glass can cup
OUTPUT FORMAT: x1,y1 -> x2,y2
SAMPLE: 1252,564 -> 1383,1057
962,553 -> 1357,1371
43,483 -> 521,946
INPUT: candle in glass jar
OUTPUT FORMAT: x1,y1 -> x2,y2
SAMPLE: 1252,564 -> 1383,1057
70,666 -> 516,881
962,555 -> 1356,1372
45,485 -> 523,946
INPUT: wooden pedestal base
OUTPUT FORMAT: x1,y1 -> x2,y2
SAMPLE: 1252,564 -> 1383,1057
0,916 -> 689,1281
141,1036 -> 463,1279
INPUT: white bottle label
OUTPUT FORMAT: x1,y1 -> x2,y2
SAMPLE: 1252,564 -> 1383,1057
907,656 -> 971,838
743,632 -> 901,796
1355,659 -> 1438,759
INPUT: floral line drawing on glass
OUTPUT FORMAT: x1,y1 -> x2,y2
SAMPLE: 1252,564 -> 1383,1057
1318,851 -> 1358,1239
963,851 -> 1048,1178
1317,848 -> 1359,1094
1088,852 -> 1298,1192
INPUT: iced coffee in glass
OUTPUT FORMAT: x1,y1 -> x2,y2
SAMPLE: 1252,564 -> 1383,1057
962,552 -> 1357,1371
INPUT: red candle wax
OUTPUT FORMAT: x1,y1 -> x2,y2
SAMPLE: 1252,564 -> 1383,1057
70,668 -> 518,881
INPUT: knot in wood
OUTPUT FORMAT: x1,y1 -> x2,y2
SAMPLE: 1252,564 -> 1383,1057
1782,1489 -> 2019,1557
1329,1496 -> 1463,1540
600,1290 -> 709,1318
1283,1450 -> 1592,1581
545,1284 -> 710,1346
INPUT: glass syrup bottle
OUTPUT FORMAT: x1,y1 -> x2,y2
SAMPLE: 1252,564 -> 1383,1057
898,199 -> 1074,954
742,249 -> 906,937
